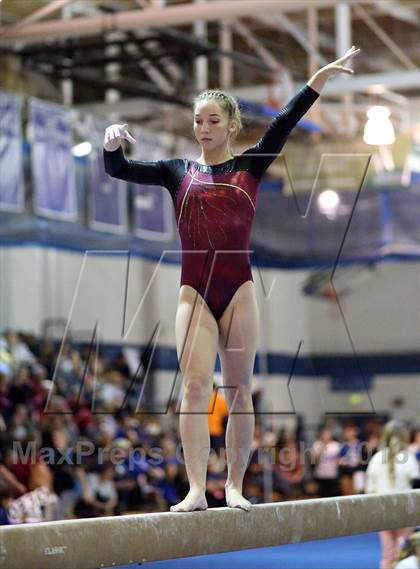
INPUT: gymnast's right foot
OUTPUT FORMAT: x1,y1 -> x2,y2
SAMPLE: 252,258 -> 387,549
170,489 -> 208,512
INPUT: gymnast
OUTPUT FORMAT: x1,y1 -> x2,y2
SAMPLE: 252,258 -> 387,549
103,45 -> 361,512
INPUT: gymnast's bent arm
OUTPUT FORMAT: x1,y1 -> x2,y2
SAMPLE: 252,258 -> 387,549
244,45 -> 361,178
103,122 -> 165,186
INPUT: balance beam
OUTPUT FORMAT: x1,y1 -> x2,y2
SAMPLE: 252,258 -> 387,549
1,490 -> 419,569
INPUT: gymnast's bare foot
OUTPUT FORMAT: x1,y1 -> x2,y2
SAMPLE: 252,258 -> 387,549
225,485 -> 252,512
170,488 -> 208,512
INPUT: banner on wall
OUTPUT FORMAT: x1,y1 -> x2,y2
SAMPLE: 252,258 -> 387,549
0,91 -> 24,212
130,127 -> 174,241
29,98 -> 77,220
88,115 -> 128,233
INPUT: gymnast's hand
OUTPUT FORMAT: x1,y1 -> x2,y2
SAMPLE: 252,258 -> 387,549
307,46 -> 361,93
103,123 -> 137,152
321,45 -> 361,78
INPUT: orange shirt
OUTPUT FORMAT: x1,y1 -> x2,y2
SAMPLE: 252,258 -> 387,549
208,389 -> 229,436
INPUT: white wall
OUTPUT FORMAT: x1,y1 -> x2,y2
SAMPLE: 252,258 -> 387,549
1,246 -> 418,426
1,246 -> 418,351
255,263 -> 419,353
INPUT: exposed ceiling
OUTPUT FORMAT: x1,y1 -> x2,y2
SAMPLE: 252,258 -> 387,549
0,0 -> 419,139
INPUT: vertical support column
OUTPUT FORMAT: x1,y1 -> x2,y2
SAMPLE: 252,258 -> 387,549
0,249 -> 11,330
194,0 -> 208,93
335,2 -> 354,136
307,6 -> 322,142
105,30 -> 123,123
61,3 -> 73,105
219,21 -> 233,91
151,0 -> 173,134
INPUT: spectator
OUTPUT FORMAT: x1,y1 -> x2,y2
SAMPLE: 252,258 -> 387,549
1,330 -> 420,525
74,461 -> 118,518
0,372 -> 13,421
339,424 -> 363,495
36,336 -> 55,377
409,427 -> 420,458
394,530 -> 420,569
47,429 -> 78,520
0,457 -> 27,497
111,352 -> 131,380
0,339 -> 12,374
155,436 -> 185,510
98,370 -> 125,409
274,436 -> 306,499
0,481 -> 12,525
365,420 -> 420,569
208,383 -> 229,453
312,428 -> 341,497
206,458 -> 226,508
159,400 -> 179,436
409,426 -> 420,489
3,331 -> 36,371
9,404 -> 35,443
114,412 -> 143,446
3,439 -> 53,498
8,367 -> 32,408
112,437 -> 143,513
242,423 -> 265,504
113,439 -> 166,511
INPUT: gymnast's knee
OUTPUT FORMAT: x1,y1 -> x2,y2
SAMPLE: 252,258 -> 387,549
228,384 -> 253,410
183,375 -> 213,402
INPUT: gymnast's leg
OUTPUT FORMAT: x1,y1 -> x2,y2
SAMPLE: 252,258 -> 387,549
171,284 -> 219,512
218,280 -> 259,511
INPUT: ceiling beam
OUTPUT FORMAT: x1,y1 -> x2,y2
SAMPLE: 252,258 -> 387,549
76,69 -> 419,119
232,19 -> 281,72
219,21 -> 233,90
231,19 -> 295,102
256,12 -> 329,67
0,0 -> 378,45
371,0 -> 420,25
8,0 -> 75,29
254,9 -> 416,75
352,4 -> 417,70
230,69 -> 420,100
77,0 -> 185,95
253,13 -> 335,52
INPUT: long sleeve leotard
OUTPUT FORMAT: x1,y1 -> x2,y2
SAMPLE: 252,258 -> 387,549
104,84 -> 319,320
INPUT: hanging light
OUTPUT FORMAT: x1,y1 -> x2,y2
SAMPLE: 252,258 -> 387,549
72,141 -> 92,157
317,189 -> 340,219
363,105 -> 395,146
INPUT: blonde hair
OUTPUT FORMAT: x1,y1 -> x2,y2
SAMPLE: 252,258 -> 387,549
381,420 -> 409,485
193,89 -> 243,142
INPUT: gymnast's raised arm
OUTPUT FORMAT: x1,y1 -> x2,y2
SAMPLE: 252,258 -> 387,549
103,123 -> 165,186
242,84 -> 320,177
244,45 -> 361,178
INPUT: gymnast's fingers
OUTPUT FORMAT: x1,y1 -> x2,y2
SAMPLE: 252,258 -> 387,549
124,130 -> 136,144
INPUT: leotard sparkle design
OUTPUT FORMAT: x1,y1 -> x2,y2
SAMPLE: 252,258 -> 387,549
104,84 -> 319,321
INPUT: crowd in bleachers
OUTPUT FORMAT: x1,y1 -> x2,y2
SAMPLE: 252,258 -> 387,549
0,330 -> 419,526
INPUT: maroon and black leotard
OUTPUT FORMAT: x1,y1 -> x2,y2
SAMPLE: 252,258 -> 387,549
104,84 -> 319,321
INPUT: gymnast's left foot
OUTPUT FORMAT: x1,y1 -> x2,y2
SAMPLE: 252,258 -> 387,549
225,485 -> 252,512
170,488 -> 208,512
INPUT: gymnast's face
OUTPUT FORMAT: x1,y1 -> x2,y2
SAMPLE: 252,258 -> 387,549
193,100 -> 234,151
